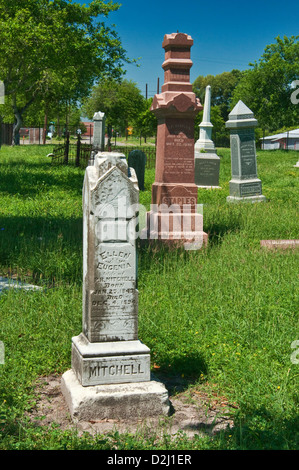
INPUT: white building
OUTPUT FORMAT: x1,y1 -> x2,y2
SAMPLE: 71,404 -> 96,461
260,129 -> 299,150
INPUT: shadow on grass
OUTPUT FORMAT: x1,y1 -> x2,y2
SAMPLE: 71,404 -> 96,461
152,351 -> 208,396
205,221 -> 241,246
217,405 -> 299,450
0,161 -> 85,197
0,215 -> 82,285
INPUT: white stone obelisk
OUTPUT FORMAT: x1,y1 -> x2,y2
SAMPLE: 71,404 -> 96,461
195,85 -> 215,152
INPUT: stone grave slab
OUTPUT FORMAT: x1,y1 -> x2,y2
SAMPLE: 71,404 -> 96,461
0,277 -> 42,294
260,240 -> 299,250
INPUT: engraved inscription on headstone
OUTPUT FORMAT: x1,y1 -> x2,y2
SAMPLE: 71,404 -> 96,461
240,132 -> 257,178
194,85 -> 220,188
89,243 -> 138,342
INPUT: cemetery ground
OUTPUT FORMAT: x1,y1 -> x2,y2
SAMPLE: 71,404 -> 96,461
0,144 -> 298,451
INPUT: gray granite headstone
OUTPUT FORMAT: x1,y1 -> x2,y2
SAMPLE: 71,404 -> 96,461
226,101 -> 266,203
61,152 -> 170,420
194,86 -> 220,188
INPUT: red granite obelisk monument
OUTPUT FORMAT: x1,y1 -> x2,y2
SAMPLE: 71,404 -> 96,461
145,32 -> 208,248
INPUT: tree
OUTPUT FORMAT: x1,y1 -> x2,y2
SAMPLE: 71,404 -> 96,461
193,70 -> 242,121
0,0 -> 131,144
134,98 -> 157,140
231,36 -> 299,132
81,78 -> 145,140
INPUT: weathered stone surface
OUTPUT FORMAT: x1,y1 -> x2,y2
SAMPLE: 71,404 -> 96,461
82,159 -> 139,345
226,101 -> 266,203
61,369 -> 170,420
93,111 -> 105,151
260,239 -> 299,249
71,334 -> 151,386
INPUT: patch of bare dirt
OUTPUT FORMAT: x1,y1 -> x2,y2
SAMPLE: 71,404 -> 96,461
26,374 -> 235,439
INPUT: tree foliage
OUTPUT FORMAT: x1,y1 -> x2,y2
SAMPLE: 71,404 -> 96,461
81,78 -> 145,136
193,70 -> 242,121
0,0 -> 131,144
231,36 -> 299,132
134,98 -> 157,138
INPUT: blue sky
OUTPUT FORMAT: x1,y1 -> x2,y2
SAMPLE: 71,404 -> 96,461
80,0 -> 299,98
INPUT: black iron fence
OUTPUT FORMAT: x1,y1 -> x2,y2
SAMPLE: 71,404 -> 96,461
107,145 -> 156,170
0,123 -> 94,146
1,123 -> 13,146
51,134 -> 157,170
51,132 -> 93,167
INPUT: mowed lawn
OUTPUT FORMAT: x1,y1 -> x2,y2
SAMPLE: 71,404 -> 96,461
0,144 -> 298,450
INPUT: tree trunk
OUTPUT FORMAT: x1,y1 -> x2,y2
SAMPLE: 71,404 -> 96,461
12,94 -> 36,146
12,107 -> 22,146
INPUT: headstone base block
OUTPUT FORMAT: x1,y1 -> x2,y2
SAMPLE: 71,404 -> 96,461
227,178 -> 266,202
61,369 -> 170,421
143,210 -> 208,250
71,334 -> 151,386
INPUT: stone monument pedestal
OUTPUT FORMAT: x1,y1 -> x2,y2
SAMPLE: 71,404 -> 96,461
226,101 -> 266,203
226,178 -> 266,203
61,370 -> 170,421
71,333 -> 151,387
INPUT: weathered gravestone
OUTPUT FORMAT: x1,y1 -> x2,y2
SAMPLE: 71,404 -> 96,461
226,101 -> 266,203
93,111 -> 106,151
128,149 -> 146,191
143,32 -> 207,249
61,152 -> 170,420
260,239 -> 299,250
194,85 -> 220,188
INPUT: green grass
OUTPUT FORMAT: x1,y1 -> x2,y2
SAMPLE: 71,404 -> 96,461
0,144 -> 298,450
